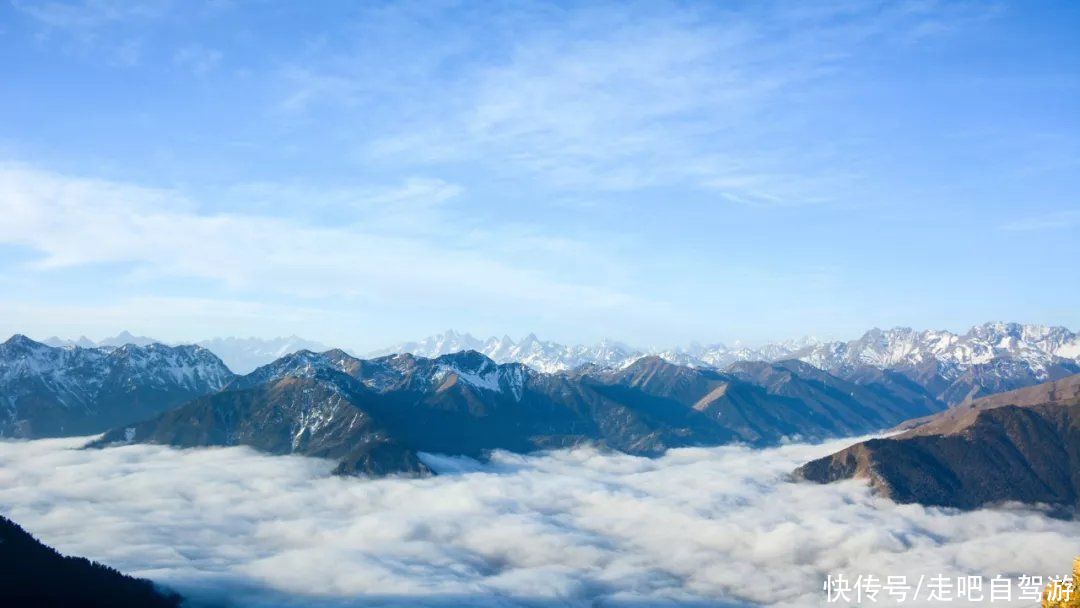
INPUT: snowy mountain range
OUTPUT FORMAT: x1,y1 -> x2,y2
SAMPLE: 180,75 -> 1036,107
787,323 -> 1080,403
368,331 -> 645,373
373,323 -> 1080,404
791,323 -> 1080,372
376,323 -> 1080,371
30,322 -> 1080,408
367,330 -> 821,372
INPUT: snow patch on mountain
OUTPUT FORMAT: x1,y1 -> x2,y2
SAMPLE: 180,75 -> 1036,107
430,352 -> 529,398
432,364 -> 501,392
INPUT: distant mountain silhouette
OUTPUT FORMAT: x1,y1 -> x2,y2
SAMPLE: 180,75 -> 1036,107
196,335 -> 331,374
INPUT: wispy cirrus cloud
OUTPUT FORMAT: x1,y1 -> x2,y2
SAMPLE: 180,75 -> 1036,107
272,1 -> 993,204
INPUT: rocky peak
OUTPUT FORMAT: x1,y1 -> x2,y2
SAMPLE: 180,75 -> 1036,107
2,334 -> 48,352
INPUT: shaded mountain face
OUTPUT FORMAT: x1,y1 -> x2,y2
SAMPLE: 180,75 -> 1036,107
795,374 -> 1080,511
601,357 -> 944,445
94,366 -> 429,477
724,359 -> 944,437
95,350 -> 946,476
0,335 -> 234,438
0,514 -> 182,608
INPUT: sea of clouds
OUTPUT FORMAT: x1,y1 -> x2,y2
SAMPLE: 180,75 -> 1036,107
0,436 -> 1077,607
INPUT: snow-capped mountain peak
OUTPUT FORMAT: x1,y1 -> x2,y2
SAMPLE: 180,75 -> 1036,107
431,351 -> 505,393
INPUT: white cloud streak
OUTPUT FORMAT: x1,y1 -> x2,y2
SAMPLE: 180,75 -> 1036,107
0,164 -> 641,315
0,437 -> 1075,607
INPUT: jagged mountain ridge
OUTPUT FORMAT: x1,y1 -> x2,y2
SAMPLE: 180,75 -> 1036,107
93,348 -> 945,476
789,323 -> 1080,403
0,335 -> 234,438
39,322 -> 1080,403
377,323 -> 1080,404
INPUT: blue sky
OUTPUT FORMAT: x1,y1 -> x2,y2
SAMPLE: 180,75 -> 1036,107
0,0 -> 1078,350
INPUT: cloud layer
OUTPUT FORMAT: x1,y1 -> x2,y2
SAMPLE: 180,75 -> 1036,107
0,437 -> 1076,607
